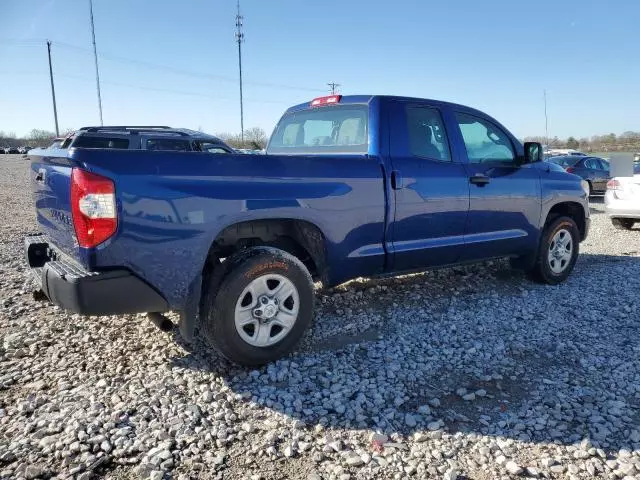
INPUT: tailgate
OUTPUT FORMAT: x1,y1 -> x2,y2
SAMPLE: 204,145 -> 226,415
30,151 -> 78,259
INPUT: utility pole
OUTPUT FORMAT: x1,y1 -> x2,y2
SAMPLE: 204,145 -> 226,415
544,89 -> 549,147
327,82 -> 341,95
46,41 -> 60,137
235,0 -> 244,142
89,0 -> 103,125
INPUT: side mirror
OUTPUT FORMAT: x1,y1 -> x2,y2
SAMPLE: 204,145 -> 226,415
524,142 -> 543,163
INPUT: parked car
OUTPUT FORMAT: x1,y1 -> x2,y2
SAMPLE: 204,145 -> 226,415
236,148 -> 265,155
48,137 -> 65,149
546,155 -> 610,195
53,126 -> 234,153
546,148 -> 586,157
634,152 -> 640,164
605,174 -> 640,230
24,94 -> 590,366
5,146 -> 20,154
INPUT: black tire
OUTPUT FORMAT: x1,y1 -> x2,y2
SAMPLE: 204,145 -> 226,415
200,247 -> 314,366
586,181 -> 593,197
612,218 -> 635,230
527,216 -> 580,285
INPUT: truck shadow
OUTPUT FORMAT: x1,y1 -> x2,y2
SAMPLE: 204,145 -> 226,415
171,253 -> 640,455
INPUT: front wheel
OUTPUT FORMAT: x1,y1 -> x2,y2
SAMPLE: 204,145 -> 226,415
527,216 -> 580,284
612,218 -> 635,230
200,247 -> 314,366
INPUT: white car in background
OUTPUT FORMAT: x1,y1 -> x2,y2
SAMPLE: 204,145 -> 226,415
605,173 -> 640,230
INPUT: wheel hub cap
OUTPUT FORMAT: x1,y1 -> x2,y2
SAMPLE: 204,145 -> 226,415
234,274 -> 300,347
547,228 -> 573,274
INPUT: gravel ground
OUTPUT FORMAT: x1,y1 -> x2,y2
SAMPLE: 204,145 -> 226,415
1,153 -> 639,480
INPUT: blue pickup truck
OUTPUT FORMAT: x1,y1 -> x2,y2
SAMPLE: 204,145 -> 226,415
25,95 -> 590,365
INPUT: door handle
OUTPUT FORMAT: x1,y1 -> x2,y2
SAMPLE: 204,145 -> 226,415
469,174 -> 490,186
391,170 -> 403,190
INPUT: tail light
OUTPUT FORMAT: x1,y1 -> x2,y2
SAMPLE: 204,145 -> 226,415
310,95 -> 342,107
565,167 -> 576,173
71,168 -> 117,248
607,179 -> 623,190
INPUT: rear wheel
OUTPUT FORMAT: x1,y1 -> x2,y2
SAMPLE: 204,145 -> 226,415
200,247 -> 314,366
612,218 -> 635,230
527,216 -> 580,284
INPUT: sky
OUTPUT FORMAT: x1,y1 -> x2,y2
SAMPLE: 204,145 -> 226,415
1,0 -> 639,139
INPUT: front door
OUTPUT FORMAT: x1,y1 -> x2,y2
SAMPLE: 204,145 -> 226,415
388,101 -> 470,271
451,111 -> 542,261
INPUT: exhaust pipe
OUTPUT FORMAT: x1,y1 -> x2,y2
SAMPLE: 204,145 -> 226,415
147,312 -> 174,332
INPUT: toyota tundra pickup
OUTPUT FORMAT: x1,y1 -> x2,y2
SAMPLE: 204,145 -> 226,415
25,95 -> 590,365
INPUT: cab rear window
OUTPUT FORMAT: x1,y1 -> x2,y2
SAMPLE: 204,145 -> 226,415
267,105 -> 368,155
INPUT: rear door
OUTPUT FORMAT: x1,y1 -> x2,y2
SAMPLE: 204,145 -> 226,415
451,111 -> 541,261
388,100 -> 469,271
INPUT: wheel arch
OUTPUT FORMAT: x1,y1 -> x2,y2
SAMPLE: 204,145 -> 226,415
199,218 -> 329,304
543,201 -> 587,241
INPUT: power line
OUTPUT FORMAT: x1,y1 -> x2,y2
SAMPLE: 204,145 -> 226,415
45,40 -> 326,93
14,71 -> 294,105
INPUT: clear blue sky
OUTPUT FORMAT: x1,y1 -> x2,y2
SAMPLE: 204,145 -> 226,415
1,0 -> 638,139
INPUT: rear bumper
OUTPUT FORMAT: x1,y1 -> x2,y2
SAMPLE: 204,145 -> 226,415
604,192 -> 640,219
24,234 -> 169,316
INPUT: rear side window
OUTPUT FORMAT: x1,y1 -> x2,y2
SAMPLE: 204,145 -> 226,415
406,106 -> 451,161
455,112 -> 515,164
72,136 -> 129,149
268,105 -> 368,155
583,158 -> 598,169
146,138 -> 191,151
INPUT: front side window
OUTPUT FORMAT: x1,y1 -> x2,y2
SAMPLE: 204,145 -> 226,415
455,112 -> 515,164
268,105 -> 368,154
406,106 -> 451,161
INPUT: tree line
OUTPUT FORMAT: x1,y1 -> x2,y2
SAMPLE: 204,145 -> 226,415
524,131 -> 640,152
0,127 -> 269,150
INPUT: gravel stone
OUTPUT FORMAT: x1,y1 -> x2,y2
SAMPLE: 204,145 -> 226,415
0,154 -> 638,479
505,460 -> 524,475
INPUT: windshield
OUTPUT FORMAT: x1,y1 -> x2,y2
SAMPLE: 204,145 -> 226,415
267,105 -> 368,155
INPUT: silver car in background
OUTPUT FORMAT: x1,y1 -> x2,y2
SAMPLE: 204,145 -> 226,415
605,172 -> 640,230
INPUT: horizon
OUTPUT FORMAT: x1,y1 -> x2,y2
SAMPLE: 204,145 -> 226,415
1,0 -> 639,139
